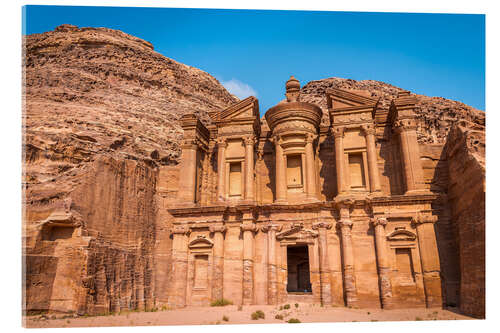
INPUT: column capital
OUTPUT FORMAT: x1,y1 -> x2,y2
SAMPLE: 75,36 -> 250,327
331,126 -> 346,138
371,217 -> 388,227
361,123 -> 376,136
209,224 -> 227,234
240,222 -> 257,233
411,212 -> 438,225
271,134 -> 284,146
261,223 -> 282,233
180,138 -> 198,150
216,137 -> 227,148
393,118 -> 417,133
337,218 -> 353,229
243,135 -> 255,146
171,225 -> 191,235
312,221 -> 332,230
305,133 -> 317,143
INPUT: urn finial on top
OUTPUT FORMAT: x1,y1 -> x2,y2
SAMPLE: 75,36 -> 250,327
285,75 -> 301,102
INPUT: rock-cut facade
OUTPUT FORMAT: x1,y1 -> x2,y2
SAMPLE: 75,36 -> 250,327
165,76 -> 444,309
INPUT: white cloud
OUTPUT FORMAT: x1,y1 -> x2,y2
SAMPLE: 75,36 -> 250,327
221,78 -> 257,99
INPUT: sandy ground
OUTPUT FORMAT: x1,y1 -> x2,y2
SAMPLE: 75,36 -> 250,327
24,304 -> 473,328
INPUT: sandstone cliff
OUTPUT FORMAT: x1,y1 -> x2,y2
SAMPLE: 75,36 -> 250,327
23,24 -> 237,315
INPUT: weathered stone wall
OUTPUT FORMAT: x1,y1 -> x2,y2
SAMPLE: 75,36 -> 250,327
445,124 -> 485,318
24,156 -> 158,314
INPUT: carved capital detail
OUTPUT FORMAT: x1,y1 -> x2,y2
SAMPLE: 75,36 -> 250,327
181,138 -> 198,149
361,123 -> 376,136
305,133 -> 317,144
393,119 -> 417,132
261,223 -> 282,233
337,218 -> 353,229
371,217 -> 388,227
216,137 -> 227,148
240,223 -> 257,233
312,222 -> 332,230
331,126 -> 346,138
171,225 -> 191,235
412,213 -> 438,225
209,224 -> 227,234
243,135 -> 255,146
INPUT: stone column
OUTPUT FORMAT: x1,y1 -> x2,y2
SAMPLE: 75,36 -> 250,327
394,119 -> 424,193
262,223 -> 282,305
332,127 -> 347,195
361,124 -> 382,192
274,136 -> 287,203
413,213 -> 442,308
209,224 -> 226,302
371,216 -> 393,308
244,136 -> 255,201
171,225 -> 190,308
178,139 -> 198,203
241,222 -> 257,305
313,222 -> 332,305
305,134 -> 318,201
216,138 -> 227,201
337,199 -> 357,306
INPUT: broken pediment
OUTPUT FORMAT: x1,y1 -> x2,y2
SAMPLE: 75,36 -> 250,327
326,87 -> 379,111
216,96 -> 259,122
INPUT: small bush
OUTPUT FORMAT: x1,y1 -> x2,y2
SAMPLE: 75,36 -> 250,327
275,314 -> 284,320
251,312 -> 260,320
284,304 -> 291,310
294,303 -> 299,308
279,306 -> 283,310
367,312 -> 371,315
251,310 -> 265,320
287,318 -> 301,323
371,319 -> 378,322
210,298 -> 233,307
415,317 -> 423,321
222,315 -> 229,322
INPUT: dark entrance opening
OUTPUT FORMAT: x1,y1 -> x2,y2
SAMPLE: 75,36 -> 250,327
286,245 -> 312,293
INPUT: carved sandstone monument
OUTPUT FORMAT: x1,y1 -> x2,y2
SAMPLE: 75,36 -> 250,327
23,25 -> 485,320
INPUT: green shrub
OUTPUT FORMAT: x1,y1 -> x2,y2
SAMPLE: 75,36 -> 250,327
222,315 -> 229,322
210,299 -> 233,307
294,303 -> 299,308
256,310 -> 265,319
284,304 -> 291,310
287,318 -> 301,323
415,317 -> 423,321
275,314 -> 284,320
251,312 -> 260,320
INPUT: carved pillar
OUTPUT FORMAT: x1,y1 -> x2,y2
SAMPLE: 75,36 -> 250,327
313,222 -> 332,305
274,136 -> 287,203
393,119 -> 424,193
413,213 -> 442,308
371,217 -> 393,308
305,134 -> 318,201
216,138 -> 227,201
200,146 -> 213,205
262,223 -> 282,304
337,199 -> 357,306
178,139 -> 198,203
333,127 -> 347,195
209,224 -> 226,302
361,124 -> 382,192
171,225 -> 190,308
241,222 -> 257,305
244,136 -> 255,201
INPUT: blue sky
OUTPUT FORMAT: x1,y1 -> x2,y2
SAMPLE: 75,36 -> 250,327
23,6 -> 485,113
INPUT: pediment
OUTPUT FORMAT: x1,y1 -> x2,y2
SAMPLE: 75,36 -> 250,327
217,96 -> 259,122
386,229 -> 417,241
326,87 -> 378,110
188,236 -> 213,249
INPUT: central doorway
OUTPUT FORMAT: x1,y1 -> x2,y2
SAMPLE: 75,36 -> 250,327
286,245 -> 312,293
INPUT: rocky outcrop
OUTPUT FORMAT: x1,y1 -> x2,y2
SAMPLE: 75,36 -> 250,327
23,24 -> 237,315
445,122 -> 485,318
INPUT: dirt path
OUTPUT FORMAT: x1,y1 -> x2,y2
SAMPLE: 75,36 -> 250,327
24,304 -> 473,328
